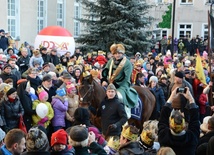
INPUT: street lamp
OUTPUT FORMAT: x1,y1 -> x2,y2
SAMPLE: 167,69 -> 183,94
171,0 -> 176,57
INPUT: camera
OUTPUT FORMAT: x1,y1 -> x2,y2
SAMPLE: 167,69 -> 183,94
176,87 -> 187,94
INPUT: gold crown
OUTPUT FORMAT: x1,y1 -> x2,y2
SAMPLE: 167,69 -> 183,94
176,62 -> 183,68
9,39 -> 15,44
7,46 -> 13,49
189,67 -> 195,71
158,53 -> 162,57
155,56 -> 159,61
148,52 -> 153,56
85,64 -> 92,71
37,86 -> 45,94
98,50 -> 104,54
82,71 -> 90,78
3,85 -> 12,94
160,74 -> 167,79
140,130 -> 155,146
107,136 -> 120,151
90,69 -> 99,77
134,62 -> 142,68
67,62 -> 73,67
169,110 -> 185,133
87,52 -> 92,56
121,126 -> 138,141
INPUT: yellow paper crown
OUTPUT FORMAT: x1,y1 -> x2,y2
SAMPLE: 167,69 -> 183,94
37,86 -> 45,94
148,52 -> 153,56
160,74 -> 167,79
176,62 -> 183,68
82,71 -> 90,78
140,130 -> 155,146
169,110 -> 185,133
3,85 -> 12,94
90,69 -> 99,77
85,64 -> 92,71
87,53 -> 92,56
9,39 -> 15,44
107,136 -> 120,151
121,126 -> 138,141
67,62 -> 73,67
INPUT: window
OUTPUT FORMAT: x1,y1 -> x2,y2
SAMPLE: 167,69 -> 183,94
7,0 -> 19,39
178,24 -> 192,39
37,0 -> 46,33
180,0 -> 193,4
202,24 -> 208,39
162,30 -> 168,38
74,2 -> 81,37
57,0 -> 65,27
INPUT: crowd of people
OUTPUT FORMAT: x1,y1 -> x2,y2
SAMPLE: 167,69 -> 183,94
0,28 -> 214,155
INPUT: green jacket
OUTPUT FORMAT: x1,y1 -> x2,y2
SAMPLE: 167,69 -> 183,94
102,57 -> 138,108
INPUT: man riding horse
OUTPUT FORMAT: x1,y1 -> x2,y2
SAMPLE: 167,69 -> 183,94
102,43 -> 138,114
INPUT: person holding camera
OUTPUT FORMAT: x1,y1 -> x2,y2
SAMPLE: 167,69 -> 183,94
158,87 -> 200,155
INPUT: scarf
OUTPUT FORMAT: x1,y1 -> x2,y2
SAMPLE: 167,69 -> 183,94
1,145 -> 12,155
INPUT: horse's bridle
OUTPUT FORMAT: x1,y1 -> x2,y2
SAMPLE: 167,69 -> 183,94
78,84 -> 94,102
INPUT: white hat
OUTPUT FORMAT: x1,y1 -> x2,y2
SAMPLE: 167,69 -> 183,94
200,116 -> 212,132
149,76 -> 158,83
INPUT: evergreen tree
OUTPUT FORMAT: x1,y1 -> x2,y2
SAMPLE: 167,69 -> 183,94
76,0 -> 153,56
158,4 -> 172,29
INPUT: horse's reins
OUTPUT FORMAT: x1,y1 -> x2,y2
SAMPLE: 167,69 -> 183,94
78,84 -> 94,102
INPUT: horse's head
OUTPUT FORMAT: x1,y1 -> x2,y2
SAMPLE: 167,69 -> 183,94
78,73 -> 94,105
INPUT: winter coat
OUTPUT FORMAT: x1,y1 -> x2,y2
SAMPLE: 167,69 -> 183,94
50,145 -> 75,155
11,67 -> 21,80
1,98 -> 24,132
115,142 -> 145,155
95,55 -> 107,65
0,71 -> 18,88
199,93 -> 207,115
41,85 -> 57,103
51,95 -> 68,127
29,56 -> 44,68
0,36 -> 9,51
158,82 -> 169,100
16,55 -> 30,74
158,103 -> 200,155
21,151 -> 50,155
42,53 -> 51,63
149,86 -> 165,112
17,81 -> 36,131
27,76 -> 42,91
102,57 -> 138,108
32,100 -> 54,128
197,130 -> 214,147
97,96 -> 127,137
73,142 -> 107,155
50,54 -> 60,66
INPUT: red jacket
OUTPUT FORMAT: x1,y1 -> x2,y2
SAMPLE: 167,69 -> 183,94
199,93 -> 207,114
95,55 -> 107,65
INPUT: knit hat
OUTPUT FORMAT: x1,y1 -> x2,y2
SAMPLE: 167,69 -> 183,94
73,107 -> 90,126
69,125 -> 88,142
149,76 -> 158,83
106,83 -> 116,91
42,74 -> 52,82
0,128 -> 5,142
37,87 -> 48,101
3,64 -> 12,70
51,129 -> 67,147
175,71 -> 184,79
6,88 -> 16,96
88,127 -> 106,146
26,127 -> 49,151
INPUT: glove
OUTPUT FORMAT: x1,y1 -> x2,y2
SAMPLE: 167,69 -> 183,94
109,124 -> 117,130
39,116 -> 48,124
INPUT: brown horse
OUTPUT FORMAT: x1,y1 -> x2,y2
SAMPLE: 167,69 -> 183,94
78,75 -> 156,130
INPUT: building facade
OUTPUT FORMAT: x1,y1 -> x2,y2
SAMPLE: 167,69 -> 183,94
0,0 -> 212,48
149,0 -> 211,40
0,0 -> 83,46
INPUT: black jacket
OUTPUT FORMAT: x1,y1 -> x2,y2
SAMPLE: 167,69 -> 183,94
97,96 -> 127,137
41,85 -> 57,102
16,55 -> 30,74
158,103 -> 200,155
197,130 -> 214,147
21,151 -> 50,155
27,76 -> 42,91
50,54 -> 60,66
17,81 -> 36,131
115,142 -> 145,155
0,36 -> 9,51
42,53 -> 51,63
0,71 -> 18,88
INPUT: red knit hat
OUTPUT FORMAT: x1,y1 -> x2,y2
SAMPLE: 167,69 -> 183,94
51,129 -> 67,147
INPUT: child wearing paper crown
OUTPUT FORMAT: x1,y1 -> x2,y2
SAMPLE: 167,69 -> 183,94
51,88 -> 68,132
32,86 -> 54,129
